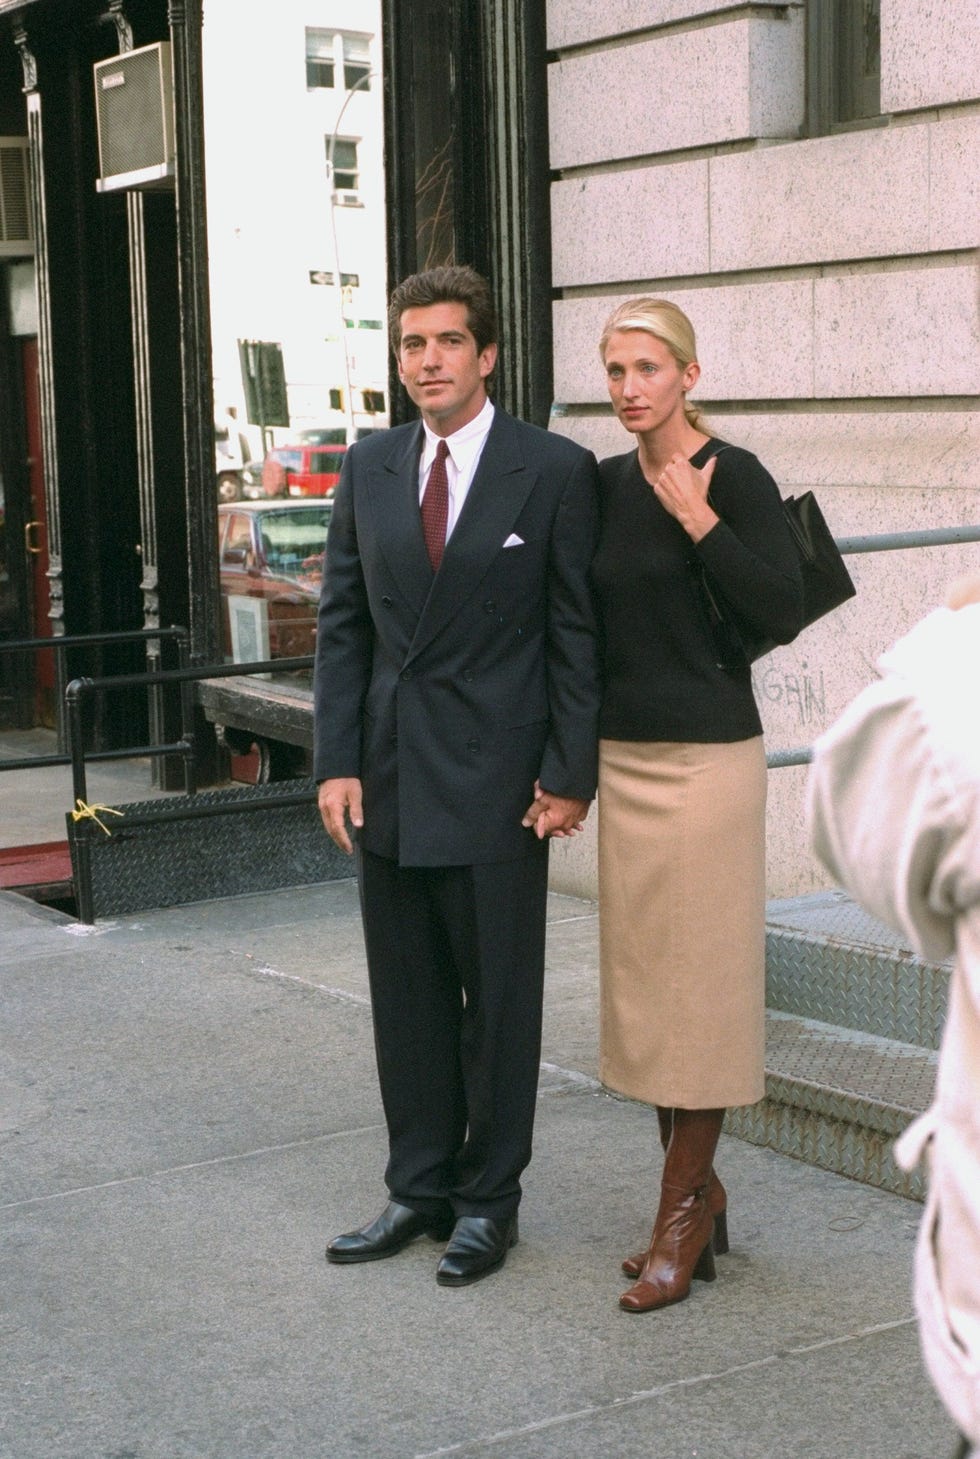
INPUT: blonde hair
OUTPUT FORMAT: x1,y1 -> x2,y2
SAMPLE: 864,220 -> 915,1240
599,297 -> 706,432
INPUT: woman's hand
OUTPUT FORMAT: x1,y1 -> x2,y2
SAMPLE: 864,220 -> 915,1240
652,452 -> 719,542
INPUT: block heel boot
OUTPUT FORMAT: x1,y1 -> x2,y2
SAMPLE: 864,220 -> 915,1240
618,1108 -> 725,1314
621,1106 -> 728,1279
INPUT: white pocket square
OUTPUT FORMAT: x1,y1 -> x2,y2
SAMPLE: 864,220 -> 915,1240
503,533 -> 524,548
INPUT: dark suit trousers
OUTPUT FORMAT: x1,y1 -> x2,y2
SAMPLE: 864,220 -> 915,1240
356,843 -> 550,1220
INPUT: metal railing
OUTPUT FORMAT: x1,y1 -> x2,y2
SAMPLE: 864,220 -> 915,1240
767,523 -> 980,770
0,626 -> 191,772
836,524 -> 980,556
64,654 -> 315,923
4,516 -> 980,921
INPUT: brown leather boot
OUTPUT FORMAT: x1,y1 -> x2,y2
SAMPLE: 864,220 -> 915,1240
621,1105 -> 728,1278
619,1108 -> 724,1313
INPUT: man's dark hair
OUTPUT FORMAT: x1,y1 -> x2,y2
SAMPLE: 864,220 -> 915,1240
388,265 -> 498,359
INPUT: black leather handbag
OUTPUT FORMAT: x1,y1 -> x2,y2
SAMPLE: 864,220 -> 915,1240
696,488 -> 857,669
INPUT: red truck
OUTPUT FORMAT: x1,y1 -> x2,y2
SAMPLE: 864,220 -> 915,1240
260,443 -> 346,498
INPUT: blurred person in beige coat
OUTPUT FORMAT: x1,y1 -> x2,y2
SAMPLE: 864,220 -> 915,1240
806,573 -> 980,1459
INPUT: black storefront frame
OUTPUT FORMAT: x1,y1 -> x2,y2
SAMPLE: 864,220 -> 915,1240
0,0 -> 219,775
0,0 -> 550,773
381,0 -> 553,429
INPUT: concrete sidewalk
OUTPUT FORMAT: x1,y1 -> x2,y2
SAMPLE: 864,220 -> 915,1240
0,868 -> 957,1459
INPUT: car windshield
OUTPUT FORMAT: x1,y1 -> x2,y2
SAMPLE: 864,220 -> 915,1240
258,506 -> 331,580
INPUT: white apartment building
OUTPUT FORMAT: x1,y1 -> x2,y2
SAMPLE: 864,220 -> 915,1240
202,0 -> 387,448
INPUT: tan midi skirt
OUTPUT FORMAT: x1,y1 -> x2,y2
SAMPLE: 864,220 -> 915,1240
598,736 -> 767,1109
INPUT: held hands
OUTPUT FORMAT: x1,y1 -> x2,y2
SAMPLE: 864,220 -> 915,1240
652,452 -> 719,543
318,776 -> 363,855
319,775 -> 592,850
522,781 -> 591,840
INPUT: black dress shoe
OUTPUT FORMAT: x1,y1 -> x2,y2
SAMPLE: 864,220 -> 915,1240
326,1201 -> 454,1264
435,1215 -> 519,1286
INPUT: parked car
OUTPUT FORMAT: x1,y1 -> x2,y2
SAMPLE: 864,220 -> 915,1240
217,500 -> 331,664
214,414 -> 254,502
240,459 -> 266,499
217,466 -> 245,503
260,443 -> 346,498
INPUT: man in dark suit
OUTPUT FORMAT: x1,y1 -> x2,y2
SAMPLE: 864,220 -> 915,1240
313,265 -> 600,1286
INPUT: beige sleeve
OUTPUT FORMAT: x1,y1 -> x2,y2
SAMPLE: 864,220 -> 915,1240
805,675 -> 959,964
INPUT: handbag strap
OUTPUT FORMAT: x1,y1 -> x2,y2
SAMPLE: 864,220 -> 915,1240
701,440 -> 728,514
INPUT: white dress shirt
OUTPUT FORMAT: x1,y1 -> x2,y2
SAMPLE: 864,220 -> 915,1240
418,397 -> 495,542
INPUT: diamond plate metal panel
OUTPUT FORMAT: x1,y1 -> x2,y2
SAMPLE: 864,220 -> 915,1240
718,1009 -> 938,1201
767,892 -> 916,952
765,1012 -> 938,1118
766,894 -> 951,1048
69,779 -> 353,917
726,1098 -> 924,1202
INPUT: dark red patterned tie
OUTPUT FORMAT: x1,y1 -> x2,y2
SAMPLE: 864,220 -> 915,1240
421,439 -> 450,570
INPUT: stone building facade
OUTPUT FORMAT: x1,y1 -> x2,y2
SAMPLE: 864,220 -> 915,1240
541,0 -> 980,897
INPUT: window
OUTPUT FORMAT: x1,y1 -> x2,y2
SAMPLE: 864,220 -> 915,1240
836,0 -> 881,123
305,29 -> 334,89
362,390 -> 385,414
326,137 -> 359,194
309,450 -> 346,476
221,514 -> 254,567
306,29 -> 372,93
807,0 -> 881,135
343,35 -> 371,92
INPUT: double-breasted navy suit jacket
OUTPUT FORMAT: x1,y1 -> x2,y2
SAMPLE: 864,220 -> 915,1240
312,407 -> 601,867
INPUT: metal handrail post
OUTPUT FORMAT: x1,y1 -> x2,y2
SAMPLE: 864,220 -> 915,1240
65,678 -> 95,925
180,660 -> 197,796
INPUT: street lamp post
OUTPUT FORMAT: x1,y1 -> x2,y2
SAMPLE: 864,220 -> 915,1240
325,69 -> 378,445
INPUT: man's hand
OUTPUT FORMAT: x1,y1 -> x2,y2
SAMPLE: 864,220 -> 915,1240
318,777 -> 364,855
521,782 -> 591,840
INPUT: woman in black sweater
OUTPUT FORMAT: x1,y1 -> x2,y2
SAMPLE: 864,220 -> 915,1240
592,298 -> 803,1313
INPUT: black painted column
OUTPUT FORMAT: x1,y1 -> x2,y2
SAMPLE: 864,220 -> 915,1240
12,19 -> 67,735
168,0 -> 219,671
476,0 -> 553,428
380,0 -> 553,427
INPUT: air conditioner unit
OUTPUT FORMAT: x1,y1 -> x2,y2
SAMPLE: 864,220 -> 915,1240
332,190 -> 361,208
94,41 -> 175,193
0,138 -> 34,256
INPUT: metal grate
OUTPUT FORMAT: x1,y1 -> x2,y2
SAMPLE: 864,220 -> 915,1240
725,1008 -> 936,1200
0,138 -> 32,250
766,893 -> 951,1049
94,43 -> 174,184
71,779 -> 353,917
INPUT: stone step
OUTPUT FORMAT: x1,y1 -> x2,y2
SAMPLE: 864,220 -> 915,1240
765,890 -> 950,1049
721,892 -> 949,1200
728,1009 -> 937,1200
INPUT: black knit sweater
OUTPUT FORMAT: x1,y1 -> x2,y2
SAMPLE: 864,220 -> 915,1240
592,438 -> 804,742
